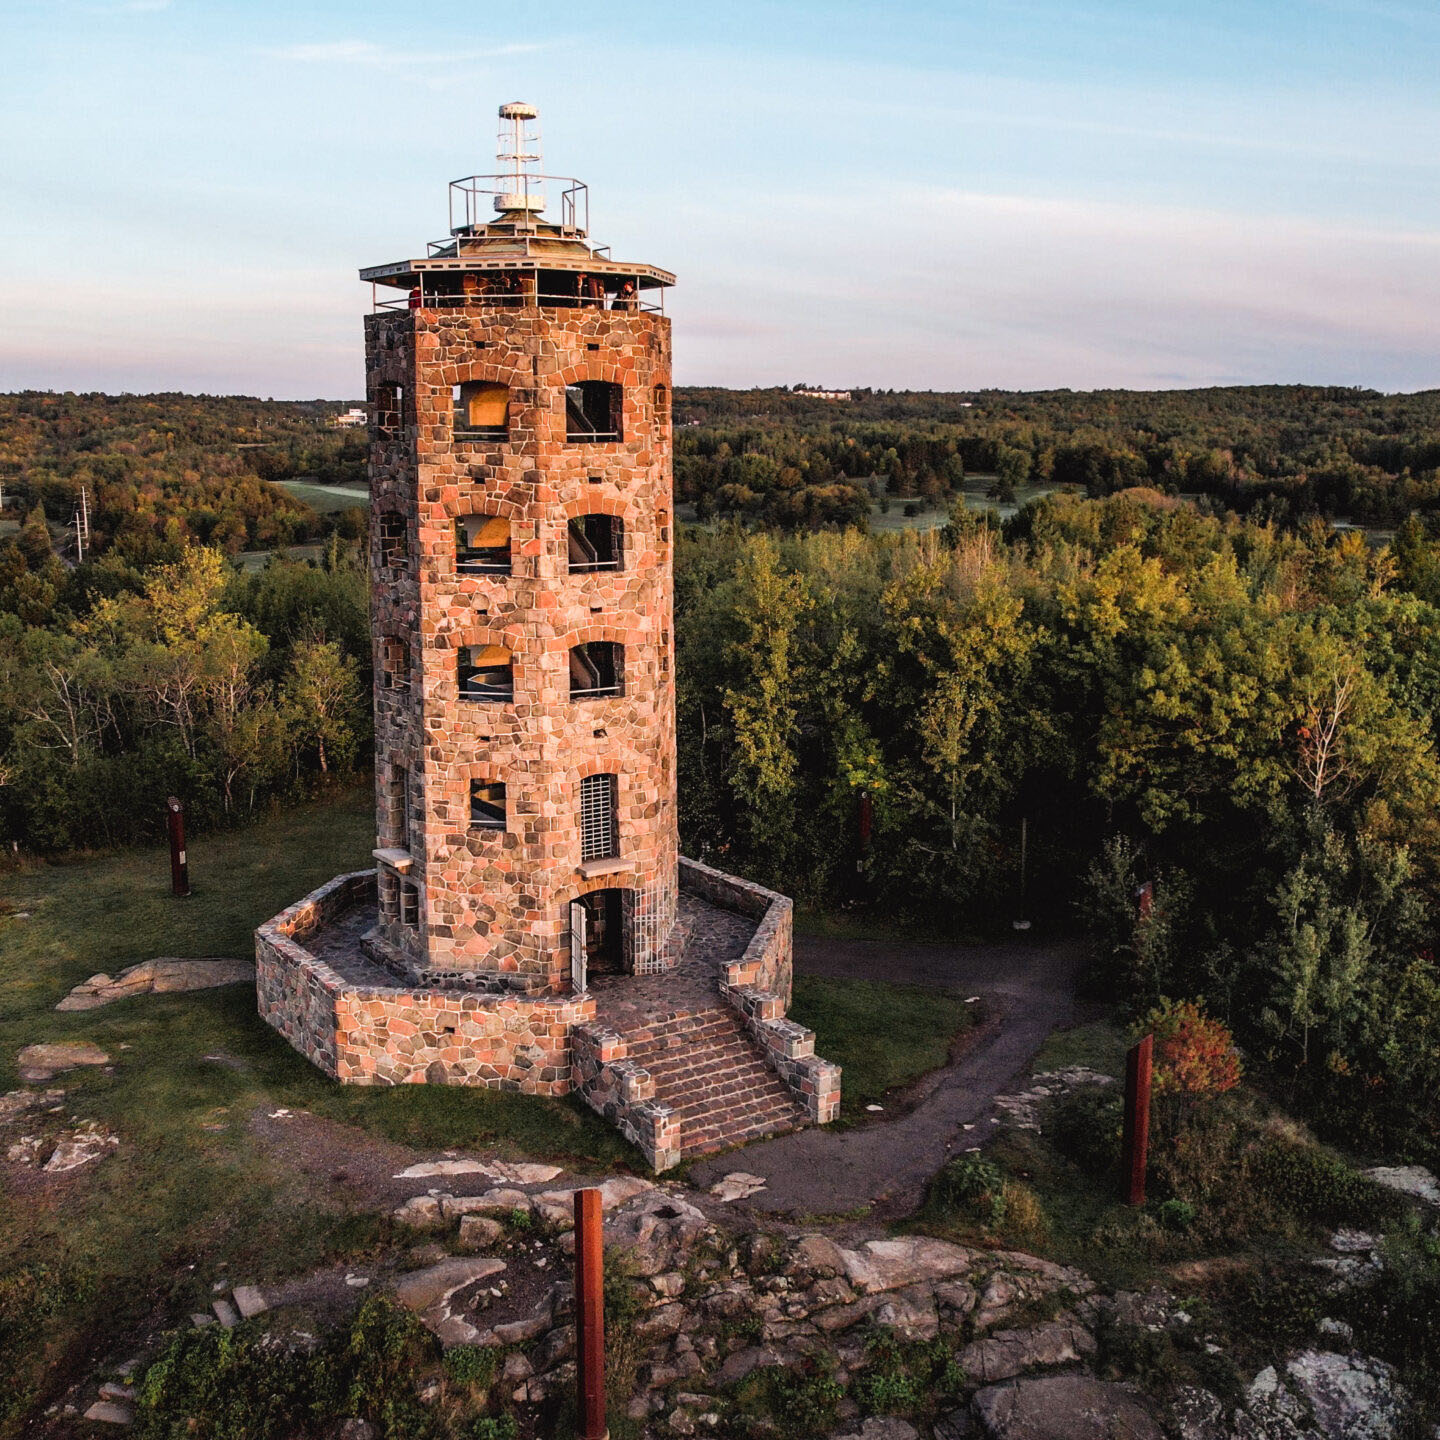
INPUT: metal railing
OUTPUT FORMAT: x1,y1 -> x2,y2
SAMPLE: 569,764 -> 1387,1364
458,677 -> 513,702
453,424 -> 509,442
568,559 -> 621,574
448,173 -> 590,237
373,288 -> 660,316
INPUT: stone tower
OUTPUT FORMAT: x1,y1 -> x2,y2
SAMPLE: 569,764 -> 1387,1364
361,101 -> 678,994
257,104 -> 839,1170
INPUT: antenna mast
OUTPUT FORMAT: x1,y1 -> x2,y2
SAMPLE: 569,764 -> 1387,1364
495,101 -> 544,215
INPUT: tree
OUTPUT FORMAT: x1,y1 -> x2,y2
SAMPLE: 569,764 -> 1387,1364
282,639 -> 363,776
722,536 -> 810,881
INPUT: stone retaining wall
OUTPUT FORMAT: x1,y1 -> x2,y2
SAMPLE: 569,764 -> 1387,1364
680,857 -> 793,1005
726,986 -> 842,1125
257,871 -> 595,1093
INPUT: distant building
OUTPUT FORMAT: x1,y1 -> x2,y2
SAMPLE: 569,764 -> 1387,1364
797,388 -> 852,401
334,408 -> 367,427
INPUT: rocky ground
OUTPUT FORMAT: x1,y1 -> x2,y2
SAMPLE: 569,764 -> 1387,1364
5,965 -> 1437,1440
24,1113 -> 1435,1440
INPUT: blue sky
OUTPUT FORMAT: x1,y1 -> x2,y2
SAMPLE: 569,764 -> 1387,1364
3,0 -> 1438,396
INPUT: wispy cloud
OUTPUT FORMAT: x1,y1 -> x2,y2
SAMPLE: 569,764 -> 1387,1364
266,39 -> 544,67
88,0 -> 172,12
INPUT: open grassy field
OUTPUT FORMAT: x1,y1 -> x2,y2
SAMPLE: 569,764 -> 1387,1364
271,478 -> 370,512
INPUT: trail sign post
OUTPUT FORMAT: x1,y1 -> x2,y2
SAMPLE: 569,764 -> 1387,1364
166,796 -> 191,898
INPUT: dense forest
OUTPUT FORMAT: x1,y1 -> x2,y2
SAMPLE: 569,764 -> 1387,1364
675,498 -> 1440,1164
4,386 -> 1440,1164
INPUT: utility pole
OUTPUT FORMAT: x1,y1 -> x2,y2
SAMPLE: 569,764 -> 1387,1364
79,485 -> 90,546
73,507 -> 84,565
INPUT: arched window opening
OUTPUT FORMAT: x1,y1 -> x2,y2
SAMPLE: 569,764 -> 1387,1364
569,642 -> 623,700
469,780 -> 507,830
457,516 -> 511,576
580,773 -> 618,861
567,514 -> 622,573
453,381 -> 510,440
565,381 -> 622,442
458,644 -> 513,702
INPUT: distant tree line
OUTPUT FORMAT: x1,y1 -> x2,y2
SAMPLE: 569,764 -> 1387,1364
0,391 -> 366,564
0,528 -> 370,850
674,384 -> 1440,530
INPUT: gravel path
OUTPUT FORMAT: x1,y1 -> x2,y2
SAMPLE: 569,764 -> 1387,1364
688,931 -> 1086,1217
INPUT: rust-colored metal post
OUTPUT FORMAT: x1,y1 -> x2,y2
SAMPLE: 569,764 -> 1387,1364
574,1187 -> 607,1440
1121,1033 -> 1153,1206
165,796 -> 191,898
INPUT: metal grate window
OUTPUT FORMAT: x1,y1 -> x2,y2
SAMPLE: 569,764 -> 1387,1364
580,773 -> 618,861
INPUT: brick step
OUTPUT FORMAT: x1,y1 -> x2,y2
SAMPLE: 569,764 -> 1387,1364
638,1051 -> 774,1086
665,1077 -> 798,1109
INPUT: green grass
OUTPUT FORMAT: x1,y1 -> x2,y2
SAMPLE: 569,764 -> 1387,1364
1031,1020 -> 1128,1077
789,975 -> 973,1117
234,542 -> 327,573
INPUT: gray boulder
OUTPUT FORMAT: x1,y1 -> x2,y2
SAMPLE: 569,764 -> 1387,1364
971,1375 -> 1162,1440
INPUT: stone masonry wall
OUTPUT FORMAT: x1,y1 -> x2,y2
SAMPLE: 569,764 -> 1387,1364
257,871 -> 596,1093
366,303 -> 678,992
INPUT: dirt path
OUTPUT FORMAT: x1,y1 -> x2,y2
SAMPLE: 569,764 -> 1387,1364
688,932 -> 1086,1217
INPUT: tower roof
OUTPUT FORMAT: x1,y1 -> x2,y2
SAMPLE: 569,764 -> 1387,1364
360,101 -> 673,300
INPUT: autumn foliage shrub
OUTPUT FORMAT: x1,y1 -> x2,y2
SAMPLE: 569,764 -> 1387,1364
1136,998 -> 1243,1105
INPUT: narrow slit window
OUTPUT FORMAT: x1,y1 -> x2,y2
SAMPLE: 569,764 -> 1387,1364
569,642 -> 623,700
565,381 -> 622,442
381,635 -> 410,691
375,383 -> 402,433
378,511 -> 407,570
398,880 -> 419,928
567,514 -> 622,573
453,381 -> 510,440
456,516 -> 511,575
469,780 -> 506,830
458,644 -> 513,702
580,773 -> 618,861
653,383 -> 669,423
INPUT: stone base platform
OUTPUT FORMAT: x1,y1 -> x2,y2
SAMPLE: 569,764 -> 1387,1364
255,859 -> 841,1168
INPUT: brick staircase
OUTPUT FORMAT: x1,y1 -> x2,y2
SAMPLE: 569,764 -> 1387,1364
627,1006 -> 809,1159
571,999 -> 820,1170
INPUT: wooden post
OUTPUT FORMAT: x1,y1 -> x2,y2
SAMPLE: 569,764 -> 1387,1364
574,1187 -> 607,1440
1121,1033 -> 1153,1206
165,796 -> 191,898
